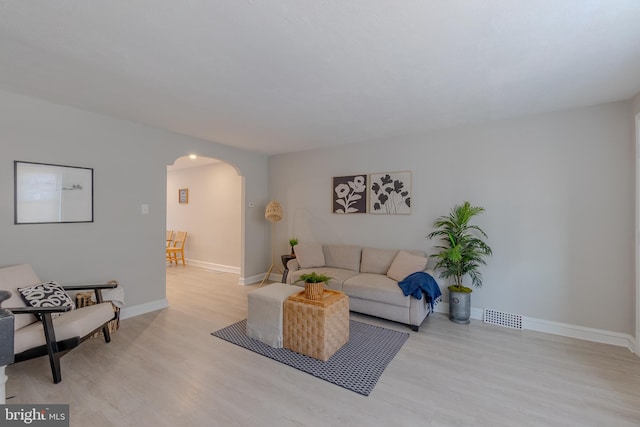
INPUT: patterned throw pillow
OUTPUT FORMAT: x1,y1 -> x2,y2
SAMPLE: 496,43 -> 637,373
18,281 -> 76,319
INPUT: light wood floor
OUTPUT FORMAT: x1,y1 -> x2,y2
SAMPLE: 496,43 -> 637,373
6,265 -> 640,426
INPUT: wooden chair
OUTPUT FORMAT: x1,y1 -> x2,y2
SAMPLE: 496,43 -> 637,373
0,264 -> 118,383
166,230 -> 174,262
166,231 -> 187,265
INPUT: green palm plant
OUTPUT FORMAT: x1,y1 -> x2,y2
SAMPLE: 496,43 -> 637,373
427,201 -> 492,293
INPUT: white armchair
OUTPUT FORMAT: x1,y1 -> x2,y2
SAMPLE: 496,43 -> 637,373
0,264 -> 118,383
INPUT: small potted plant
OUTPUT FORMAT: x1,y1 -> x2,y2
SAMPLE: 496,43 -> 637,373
295,272 -> 332,300
427,201 -> 492,324
289,237 -> 299,256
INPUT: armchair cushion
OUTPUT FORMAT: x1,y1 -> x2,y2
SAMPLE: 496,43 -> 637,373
18,281 -> 76,319
13,302 -> 115,354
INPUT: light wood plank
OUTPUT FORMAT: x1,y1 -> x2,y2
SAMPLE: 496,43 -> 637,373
6,265 -> 640,426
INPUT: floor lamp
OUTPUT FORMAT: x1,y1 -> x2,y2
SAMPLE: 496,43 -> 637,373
260,200 -> 283,287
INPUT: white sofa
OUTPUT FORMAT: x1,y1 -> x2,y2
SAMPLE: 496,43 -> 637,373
286,243 -> 442,331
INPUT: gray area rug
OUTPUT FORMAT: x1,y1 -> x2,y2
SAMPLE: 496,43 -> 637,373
211,319 -> 409,396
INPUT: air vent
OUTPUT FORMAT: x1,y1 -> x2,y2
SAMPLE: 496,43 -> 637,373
483,309 -> 522,329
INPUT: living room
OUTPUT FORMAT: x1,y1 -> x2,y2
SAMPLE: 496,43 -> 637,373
1,2 -> 640,425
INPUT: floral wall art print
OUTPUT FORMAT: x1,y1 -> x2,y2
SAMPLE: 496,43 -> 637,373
333,175 -> 367,213
369,171 -> 411,214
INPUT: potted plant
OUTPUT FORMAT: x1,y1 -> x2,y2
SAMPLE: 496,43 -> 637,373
427,201 -> 492,324
294,272 -> 331,300
289,237 -> 299,256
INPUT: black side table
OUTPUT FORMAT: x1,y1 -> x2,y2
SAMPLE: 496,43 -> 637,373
281,254 -> 296,283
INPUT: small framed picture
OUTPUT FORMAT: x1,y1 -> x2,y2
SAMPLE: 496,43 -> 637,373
178,188 -> 189,204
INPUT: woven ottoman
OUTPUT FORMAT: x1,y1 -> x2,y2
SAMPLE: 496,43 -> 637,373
247,283 -> 300,348
283,289 -> 349,361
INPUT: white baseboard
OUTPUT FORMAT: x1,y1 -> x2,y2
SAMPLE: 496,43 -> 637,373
185,259 -> 240,274
238,272 -> 284,286
523,316 -> 635,351
238,273 -> 263,286
433,302 -> 635,352
120,298 -> 169,320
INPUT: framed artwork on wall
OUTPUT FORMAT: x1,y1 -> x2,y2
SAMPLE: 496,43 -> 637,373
14,160 -> 94,224
332,175 -> 367,213
178,188 -> 189,204
369,171 -> 411,214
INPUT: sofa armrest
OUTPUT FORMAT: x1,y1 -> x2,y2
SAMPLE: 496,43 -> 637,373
287,259 -> 300,272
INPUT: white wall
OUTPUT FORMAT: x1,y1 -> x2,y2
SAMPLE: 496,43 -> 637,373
167,161 -> 242,271
0,90 -> 269,314
269,101 -> 634,335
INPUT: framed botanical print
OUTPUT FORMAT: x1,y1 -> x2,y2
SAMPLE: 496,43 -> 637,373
332,175 -> 367,213
369,171 -> 411,214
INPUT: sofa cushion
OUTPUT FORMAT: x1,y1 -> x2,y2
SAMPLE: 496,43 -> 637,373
18,281 -> 76,319
289,268 -> 358,292
386,251 -> 428,281
343,273 -> 410,308
294,243 -> 326,268
360,247 -> 426,274
360,247 -> 400,274
323,245 -> 361,272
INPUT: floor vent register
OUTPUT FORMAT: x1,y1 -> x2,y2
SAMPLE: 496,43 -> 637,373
483,309 -> 523,330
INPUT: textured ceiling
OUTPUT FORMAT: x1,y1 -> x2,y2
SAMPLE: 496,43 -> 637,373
0,1 -> 639,155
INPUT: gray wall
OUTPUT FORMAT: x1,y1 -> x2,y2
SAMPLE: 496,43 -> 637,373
632,91 -> 640,342
2,87 -> 635,335
269,101 -> 634,335
632,92 -> 640,116
0,90 -> 269,310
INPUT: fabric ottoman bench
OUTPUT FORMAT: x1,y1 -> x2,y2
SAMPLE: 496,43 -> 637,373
247,283 -> 300,348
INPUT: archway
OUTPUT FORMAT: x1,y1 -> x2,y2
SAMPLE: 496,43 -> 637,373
166,155 -> 243,274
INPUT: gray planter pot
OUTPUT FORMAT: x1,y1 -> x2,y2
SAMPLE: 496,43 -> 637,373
449,290 -> 471,324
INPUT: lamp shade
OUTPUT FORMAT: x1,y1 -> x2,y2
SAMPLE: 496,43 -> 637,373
265,200 -> 283,222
